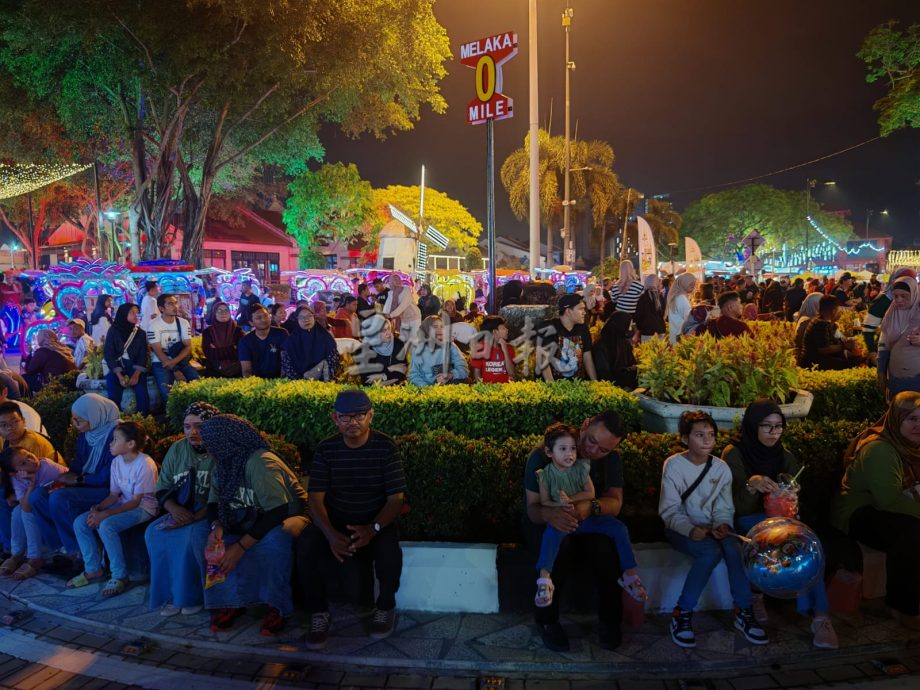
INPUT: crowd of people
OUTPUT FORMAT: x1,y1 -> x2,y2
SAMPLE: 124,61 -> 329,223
0,261 -> 918,655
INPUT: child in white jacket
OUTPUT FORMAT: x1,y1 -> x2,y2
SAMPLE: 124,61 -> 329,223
659,410 -> 767,649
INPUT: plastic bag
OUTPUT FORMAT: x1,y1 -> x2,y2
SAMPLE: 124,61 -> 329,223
205,539 -> 226,590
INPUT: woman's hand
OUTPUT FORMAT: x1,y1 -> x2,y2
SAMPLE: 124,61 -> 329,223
207,525 -> 224,551
219,542 -> 246,574
748,475 -> 779,493
710,523 -> 732,540
128,370 -> 141,386
167,503 -> 195,527
690,526 -> 708,541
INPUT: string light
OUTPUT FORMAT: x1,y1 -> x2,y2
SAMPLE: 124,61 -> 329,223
0,162 -> 93,200
807,215 -> 884,254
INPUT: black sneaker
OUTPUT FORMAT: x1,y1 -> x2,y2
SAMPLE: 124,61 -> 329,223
304,612 -> 331,650
670,607 -> 695,648
537,621 -> 570,652
368,607 -> 396,639
598,621 -> 622,651
734,607 -> 769,645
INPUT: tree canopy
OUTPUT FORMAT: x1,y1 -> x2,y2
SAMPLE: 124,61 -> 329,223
372,185 -> 482,254
858,21 -> 920,135
0,0 -> 451,263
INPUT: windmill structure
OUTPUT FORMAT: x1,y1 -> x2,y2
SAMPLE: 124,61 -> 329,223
380,166 -> 449,279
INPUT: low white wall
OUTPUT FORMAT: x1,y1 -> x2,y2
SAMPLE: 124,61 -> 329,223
396,541 -> 499,614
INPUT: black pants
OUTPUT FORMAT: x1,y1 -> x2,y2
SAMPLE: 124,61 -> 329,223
522,518 -> 623,628
849,506 -> 920,616
296,521 -> 402,615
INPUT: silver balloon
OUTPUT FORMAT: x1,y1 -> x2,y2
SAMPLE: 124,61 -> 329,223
742,517 -> 824,599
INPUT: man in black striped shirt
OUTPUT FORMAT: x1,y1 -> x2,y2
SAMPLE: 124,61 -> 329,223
296,390 -> 406,651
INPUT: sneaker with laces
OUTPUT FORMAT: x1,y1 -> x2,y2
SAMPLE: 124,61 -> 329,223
368,607 -> 397,639
180,605 -> 202,615
260,607 -> 285,636
811,616 -> 839,649
734,607 -> 769,645
670,607 -> 695,648
751,593 -> 768,624
160,604 -> 180,617
304,612 -> 331,650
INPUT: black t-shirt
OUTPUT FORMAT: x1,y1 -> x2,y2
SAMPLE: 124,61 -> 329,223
309,430 -> 406,524
833,288 -> 850,306
237,292 -> 259,324
522,445 -> 624,507
238,327 -> 288,378
536,318 -> 593,379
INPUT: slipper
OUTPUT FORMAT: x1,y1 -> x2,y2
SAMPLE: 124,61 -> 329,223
65,571 -> 105,589
11,562 -> 39,581
101,578 -> 128,598
618,575 -> 649,602
534,576 -> 555,608
0,555 -> 24,576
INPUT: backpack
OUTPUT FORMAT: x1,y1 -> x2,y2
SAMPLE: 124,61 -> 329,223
680,305 -> 712,338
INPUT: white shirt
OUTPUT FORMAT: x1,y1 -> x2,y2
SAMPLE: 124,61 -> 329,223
658,452 -> 734,537
110,452 -> 159,516
73,334 -> 95,369
140,295 -> 160,332
147,316 -> 191,363
667,294 -> 691,345
383,287 -> 421,325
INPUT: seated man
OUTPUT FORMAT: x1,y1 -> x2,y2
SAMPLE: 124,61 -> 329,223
707,291 -> 752,339
296,390 -> 405,651
67,318 -> 96,369
523,411 -> 626,651
799,295 -> 861,370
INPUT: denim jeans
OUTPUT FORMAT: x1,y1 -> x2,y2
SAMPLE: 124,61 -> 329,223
735,512 -> 829,615
29,485 -> 110,556
151,362 -> 200,407
105,370 -> 150,415
537,516 -> 638,573
10,506 -> 45,559
0,499 -> 12,551
74,507 -> 153,579
666,528 -> 752,612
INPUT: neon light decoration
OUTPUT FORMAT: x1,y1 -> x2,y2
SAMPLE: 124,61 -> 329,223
285,271 -> 354,304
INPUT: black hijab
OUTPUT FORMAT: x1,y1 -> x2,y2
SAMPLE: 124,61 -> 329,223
113,302 -> 139,339
736,399 -> 787,478
90,294 -> 112,327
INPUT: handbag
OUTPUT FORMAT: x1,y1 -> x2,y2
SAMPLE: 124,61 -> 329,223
225,505 -> 263,535
680,457 -> 713,503
165,318 -> 190,363
160,469 -> 197,511
119,327 -> 140,372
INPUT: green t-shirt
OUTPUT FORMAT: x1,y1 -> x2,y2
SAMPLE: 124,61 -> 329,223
537,460 -> 591,503
208,449 -> 307,517
156,438 -> 214,503
833,438 -> 920,533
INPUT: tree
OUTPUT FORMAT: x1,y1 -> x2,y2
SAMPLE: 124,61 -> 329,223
464,246 -> 483,271
283,163 -> 376,262
372,186 -> 482,254
0,0 -> 451,264
858,21 -> 920,135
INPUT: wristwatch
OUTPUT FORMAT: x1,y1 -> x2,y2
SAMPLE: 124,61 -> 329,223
373,522 -> 382,533
590,499 -> 601,517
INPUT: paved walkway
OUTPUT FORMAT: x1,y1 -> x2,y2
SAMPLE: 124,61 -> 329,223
2,571 -> 920,688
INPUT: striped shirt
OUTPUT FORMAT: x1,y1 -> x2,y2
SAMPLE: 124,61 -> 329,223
608,280 -> 644,314
309,430 -> 406,524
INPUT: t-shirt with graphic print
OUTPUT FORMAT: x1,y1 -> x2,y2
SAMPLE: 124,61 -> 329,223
156,438 -> 214,505
536,318 -> 593,380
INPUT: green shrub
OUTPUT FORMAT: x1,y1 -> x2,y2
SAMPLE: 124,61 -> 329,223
31,381 -> 82,453
165,378 -> 641,446
799,367 -> 884,422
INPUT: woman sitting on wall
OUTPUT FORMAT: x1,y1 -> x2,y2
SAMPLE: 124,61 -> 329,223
281,306 -> 339,381
201,301 -> 243,378
408,315 -> 468,387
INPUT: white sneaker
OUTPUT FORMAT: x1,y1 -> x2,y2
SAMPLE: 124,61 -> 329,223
811,616 -> 839,650
180,605 -> 203,615
160,604 -> 180,617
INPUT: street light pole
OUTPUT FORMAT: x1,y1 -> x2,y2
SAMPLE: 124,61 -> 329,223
528,0 -> 540,273
561,3 -> 574,267
805,178 -> 814,271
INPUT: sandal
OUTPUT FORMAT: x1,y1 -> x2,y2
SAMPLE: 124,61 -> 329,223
11,562 -> 39,581
101,578 -> 128,598
618,575 -> 649,602
66,571 -> 105,589
535,576 -> 555,608
0,555 -> 25,576
260,607 -> 285,636
209,607 -> 245,632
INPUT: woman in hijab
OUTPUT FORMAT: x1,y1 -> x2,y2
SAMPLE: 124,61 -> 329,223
311,300 -> 331,331
23,329 -> 76,391
634,274 -> 666,342
89,294 -> 114,344
201,301 -> 243,378
723,400 -> 838,649
417,283 -> 441,318
27,394 -> 120,572
352,315 -> 408,386
833,392 -> 920,629
877,277 -> 920,398
280,306 -> 340,381
146,402 -> 221,617
609,260 -> 644,315
666,273 -> 698,345
863,268 -> 916,355
408,315 -> 469,387
192,414 -> 307,635
793,292 -> 823,353
102,303 -> 150,415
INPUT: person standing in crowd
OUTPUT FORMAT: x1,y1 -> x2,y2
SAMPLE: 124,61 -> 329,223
707,292 -> 753,339
634,275 -> 666,342
102,304 -> 150,416
239,304 -> 288,379
140,281 -> 160,332
281,306 -> 339,381
758,279 -> 784,319
236,281 -> 259,329
784,278 -> 807,322
417,284 -> 441,319
408,315 -> 468,387
834,273 -> 854,307
608,261 -> 644,315
196,414 -> 308,635
372,278 -> 389,308
666,273 -> 697,346
297,390 -> 406,650
146,403 -> 220,617
877,276 -> 920,398
356,283 -> 374,321
383,274 -> 422,343
536,294 -> 597,382
739,274 -> 759,306
471,316 -> 516,384
23,329 -> 76,392
594,309 -> 638,389
89,295 -> 114,344
723,400 -> 838,649
201,301 -> 243,378
833,392 -> 920,630
148,293 -> 200,404
352,315 -> 408,386
67,318 -> 96,370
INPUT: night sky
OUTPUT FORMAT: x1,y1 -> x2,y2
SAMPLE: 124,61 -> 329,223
322,0 -> 920,250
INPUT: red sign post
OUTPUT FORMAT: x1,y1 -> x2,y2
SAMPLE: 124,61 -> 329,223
461,31 -> 518,313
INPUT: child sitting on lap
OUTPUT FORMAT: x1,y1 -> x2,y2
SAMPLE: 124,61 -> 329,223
534,422 -> 647,607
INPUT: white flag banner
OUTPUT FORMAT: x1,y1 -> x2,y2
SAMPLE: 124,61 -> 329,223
685,237 -> 704,281
637,216 -> 657,280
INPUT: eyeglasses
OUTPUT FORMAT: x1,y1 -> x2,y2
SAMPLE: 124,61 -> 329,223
337,412 -> 368,424
758,423 -> 785,434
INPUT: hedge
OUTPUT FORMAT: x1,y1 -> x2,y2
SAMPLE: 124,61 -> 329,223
165,378 -> 642,446
798,367 -> 885,422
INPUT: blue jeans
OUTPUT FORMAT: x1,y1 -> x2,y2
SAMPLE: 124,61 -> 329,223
735,512 -> 829,615
74,507 -> 153,579
666,528 -> 752,612
151,362 -> 200,407
536,516 -> 638,573
105,371 -> 150,415
0,499 -> 12,551
29,485 -> 110,556
10,506 -> 45,559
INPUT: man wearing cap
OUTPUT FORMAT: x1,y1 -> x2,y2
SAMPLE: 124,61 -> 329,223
296,390 -> 406,651
536,294 -> 597,382
67,318 -> 96,370
834,272 -> 854,307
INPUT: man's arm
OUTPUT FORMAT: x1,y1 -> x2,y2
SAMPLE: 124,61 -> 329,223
526,487 -> 578,532
308,490 -> 351,562
583,351 -> 598,381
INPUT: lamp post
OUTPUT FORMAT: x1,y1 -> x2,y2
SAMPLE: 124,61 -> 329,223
9,243 -> 16,270
668,241 -> 678,276
104,210 -> 121,261
561,2 -> 575,267
865,209 -> 888,241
